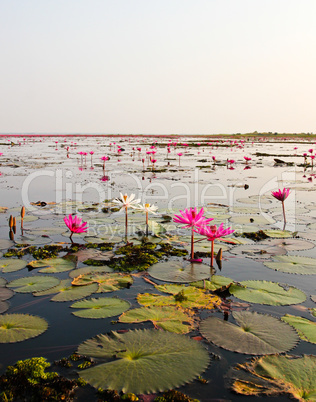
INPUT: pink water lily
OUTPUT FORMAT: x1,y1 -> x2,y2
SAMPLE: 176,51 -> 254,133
174,207 -> 213,260
196,223 -> 234,267
271,188 -> 290,230
63,214 -> 88,242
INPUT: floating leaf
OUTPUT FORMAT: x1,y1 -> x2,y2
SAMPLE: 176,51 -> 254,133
200,311 -> 298,354
138,284 -> 220,310
230,215 -> 274,225
0,207 -> 8,213
28,257 -> 76,273
72,249 -> 114,262
0,277 -> 7,287
77,329 -> 210,394
0,313 -> 48,343
7,276 -> 60,293
119,306 -> 194,334
229,280 -> 306,305
148,261 -> 211,283
261,238 -> 315,251
191,275 -> 233,291
0,259 -> 27,273
0,287 -> 14,301
72,273 -> 133,293
263,230 -> 294,238
281,314 -> 316,344
68,265 -> 113,279
312,295 -> 316,303
71,297 -> 130,319
33,279 -> 98,302
0,301 -> 9,314
264,255 -> 316,275
230,244 -> 286,260
231,355 -> 316,400
0,240 -> 14,250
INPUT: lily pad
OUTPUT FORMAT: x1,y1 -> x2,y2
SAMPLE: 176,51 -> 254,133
0,240 -> 14,250
200,311 -> 298,354
7,276 -> 60,293
191,275 -> 233,291
71,297 -> 130,319
28,257 -> 76,273
0,259 -> 28,273
0,277 -> 7,287
72,249 -> 114,262
148,261 -> 211,283
281,314 -> 316,344
264,255 -> 316,275
0,313 -> 48,343
68,265 -> 113,279
138,284 -> 221,310
229,215 -> 274,225
231,355 -> 316,400
229,280 -> 306,305
0,287 -> 14,301
77,329 -> 210,394
72,273 -> 133,293
0,301 -> 9,314
230,244 -> 286,260
119,306 -> 194,334
263,230 -> 294,238
33,279 -> 98,302
260,238 -> 315,251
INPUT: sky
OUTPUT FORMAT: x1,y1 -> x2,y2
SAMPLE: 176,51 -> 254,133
1,0 -> 316,135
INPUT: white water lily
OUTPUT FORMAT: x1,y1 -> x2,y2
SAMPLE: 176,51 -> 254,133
112,193 -> 141,212
139,203 -> 158,215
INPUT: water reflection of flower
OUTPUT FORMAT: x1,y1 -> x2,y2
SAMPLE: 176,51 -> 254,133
100,175 -> 109,182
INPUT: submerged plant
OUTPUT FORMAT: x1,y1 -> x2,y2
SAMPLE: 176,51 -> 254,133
271,188 -> 290,230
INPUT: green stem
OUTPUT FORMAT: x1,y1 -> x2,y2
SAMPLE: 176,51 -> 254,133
191,227 -> 194,260
282,201 -> 286,231
210,240 -> 214,268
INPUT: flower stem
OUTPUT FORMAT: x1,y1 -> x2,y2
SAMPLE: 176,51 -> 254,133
282,201 -> 286,231
191,227 -> 194,260
210,240 -> 214,268
125,208 -> 128,241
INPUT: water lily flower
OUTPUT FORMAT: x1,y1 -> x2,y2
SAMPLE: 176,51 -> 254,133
64,214 -> 88,242
196,223 -> 234,267
271,188 -> 290,230
139,203 -> 158,235
112,193 -> 141,240
244,156 -> 251,163
177,152 -> 183,166
173,207 -> 213,261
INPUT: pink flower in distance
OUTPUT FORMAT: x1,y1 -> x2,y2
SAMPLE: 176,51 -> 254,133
244,157 -> 251,162
100,156 -> 109,161
64,214 -> 88,235
271,188 -> 290,202
196,223 -> 234,241
173,207 -> 213,229
308,149 -> 313,153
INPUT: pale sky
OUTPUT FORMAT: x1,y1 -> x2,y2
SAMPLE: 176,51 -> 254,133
1,0 -> 315,134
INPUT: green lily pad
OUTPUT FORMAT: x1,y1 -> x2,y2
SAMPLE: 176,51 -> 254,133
229,280 -> 306,305
68,265 -> 113,279
77,329 -> 210,394
0,314 -> 48,343
236,195 -> 272,205
72,273 -> 133,293
281,314 -> 316,344
138,284 -> 221,310
230,215 -> 274,225
264,255 -> 316,275
119,306 -> 194,334
148,262 -> 211,283
72,249 -> 114,262
263,230 -> 294,238
71,297 -> 130,319
7,276 -> 60,293
28,257 -> 76,273
0,301 -> 9,314
231,355 -> 316,400
191,275 -> 233,291
33,279 -> 98,302
0,259 -> 28,273
0,277 -> 7,287
200,311 -> 298,354
312,295 -> 316,303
